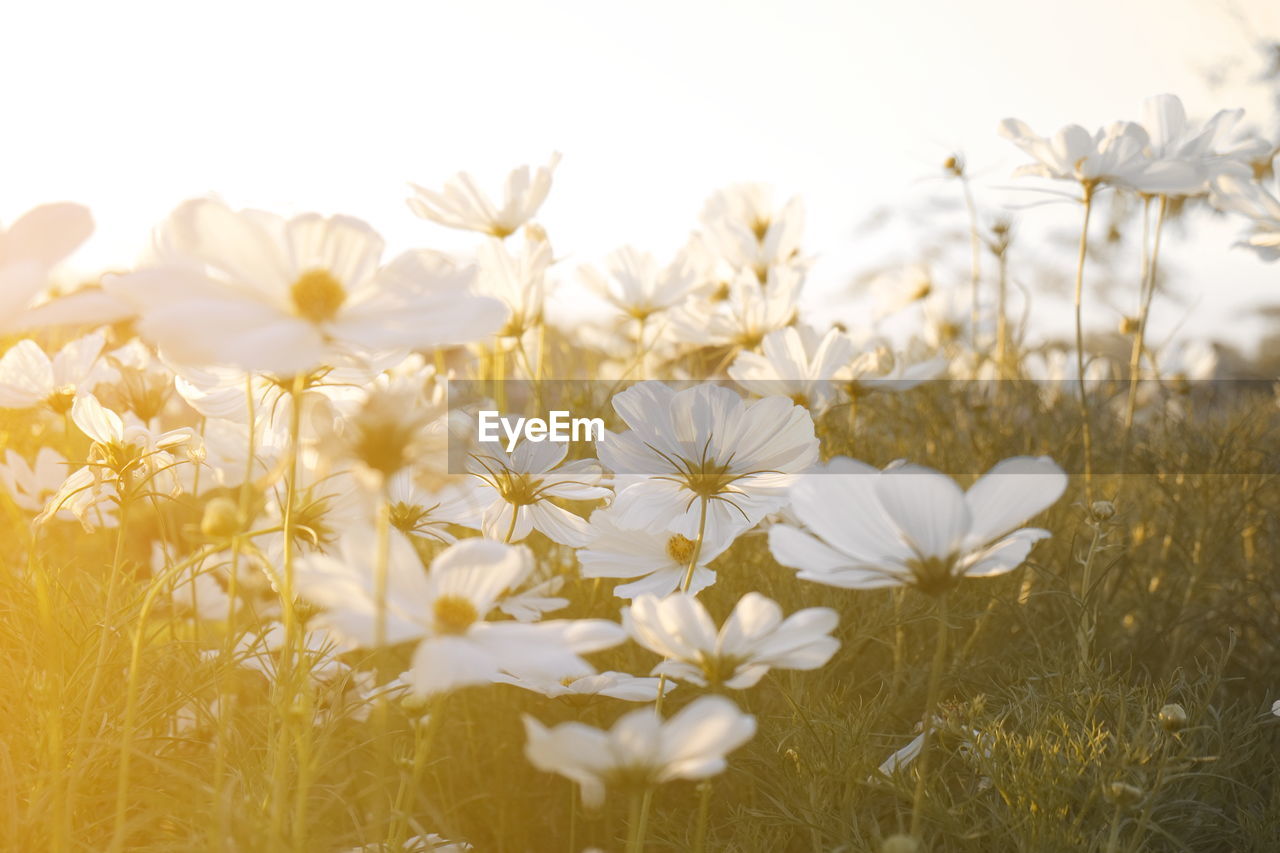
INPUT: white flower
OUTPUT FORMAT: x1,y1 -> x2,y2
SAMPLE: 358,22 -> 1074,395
769,456 -> 1067,596
0,447 -> 73,514
598,382 -> 818,540
346,833 -> 472,853
37,394 -> 194,529
1136,93 -> 1271,196
728,324 -> 855,413
998,119 -> 1195,192
494,670 -> 672,703
476,233 -> 552,338
673,266 -> 802,349
0,330 -> 111,412
105,198 -> 507,375
386,471 -> 485,543
0,202 -> 94,333
522,694 -> 756,807
295,535 -> 625,697
1210,154 -> 1280,260
839,341 -> 948,395
699,184 -> 806,280
407,154 -> 561,238
579,246 -> 699,322
625,592 -> 839,689
468,437 -> 610,546
577,506 -> 739,598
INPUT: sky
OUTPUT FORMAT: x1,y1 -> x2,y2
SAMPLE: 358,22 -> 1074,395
2,0 -> 1278,352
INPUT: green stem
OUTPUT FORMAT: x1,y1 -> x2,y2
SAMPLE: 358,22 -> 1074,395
627,789 -> 652,853
109,544 -> 218,852
693,780 -> 713,853
270,373 -> 307,848
1074,184 -> 1096,502
908,593 -> 949,841
960,174 -> 983,353
1076,519 -> 1106,672
1124,194 -> 1168,434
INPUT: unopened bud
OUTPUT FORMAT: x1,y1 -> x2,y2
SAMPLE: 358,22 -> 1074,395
200,497 -> 241,539
1090,500 -> 1116,521
882,834 -> 922,853
1106,781 -> 1144,807
1158,703 -> 1188,732
1119,316 -> 1140,335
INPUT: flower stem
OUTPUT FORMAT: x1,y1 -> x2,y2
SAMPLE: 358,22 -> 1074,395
1076,517 -> 1107,673
908,593 -> 949,841
693,780 -> 713,853
627,789 -> 652,853
270,373 -> 307,848
1073,184 -> 1097,502
960,174 -> 983,354
373,485 -> 394,840
1124,194 -> 1168,435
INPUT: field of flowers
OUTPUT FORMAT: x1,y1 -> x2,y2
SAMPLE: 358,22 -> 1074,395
0,93 -> 1278,853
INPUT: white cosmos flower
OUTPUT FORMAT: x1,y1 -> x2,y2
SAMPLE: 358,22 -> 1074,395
0,202 -> 94,333
494,670 -> 672,703
625,592 -> 839,689
1136,93 -> 1272,196
522,694 -> 756,808
0,330 -> 111,412
295,535 -> 625,697
838,341 -> 948,395
1210,154 -> 1280,260
407,154 -> 561,238
0,447 -> 75,515
37,394 -> 194,529
105,198 -> 506,376
579,246 -> 699,322
476,233 -> 552,339
346,833 -> 472,853
700,184 -> 806,280
598,382 -> 818,540
577,505 -> 740,598
769,455 -> 1067,596
674,266 -> 802,349
386,471 -> 485,543
467,437 -> 610,546
998,119 -> 1195,192
728,324 -> 855,413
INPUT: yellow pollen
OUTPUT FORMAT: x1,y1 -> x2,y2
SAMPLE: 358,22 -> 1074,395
290,268 -> 347,324
433,595 -> 479,635
665,534 -> 696,564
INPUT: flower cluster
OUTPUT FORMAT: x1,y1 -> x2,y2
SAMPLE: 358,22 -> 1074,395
12,89 -> 1269,847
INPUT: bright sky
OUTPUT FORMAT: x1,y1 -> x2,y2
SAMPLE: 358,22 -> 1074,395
2,0 -> 1278,351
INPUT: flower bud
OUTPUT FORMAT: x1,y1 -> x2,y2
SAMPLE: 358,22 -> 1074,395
1158,703 -> 1188,732
1106,781 -> 1144,807
200,496 -> 241,539
1090,500 -> 1116,521
1119,316 -> 1140,335
881,834 -> 922,853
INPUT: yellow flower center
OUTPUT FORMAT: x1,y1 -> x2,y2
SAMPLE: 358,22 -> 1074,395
665,534 -> 696,564
433,595 -> 479,635
44,386 -> 76,415
290,268 -> 347,324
